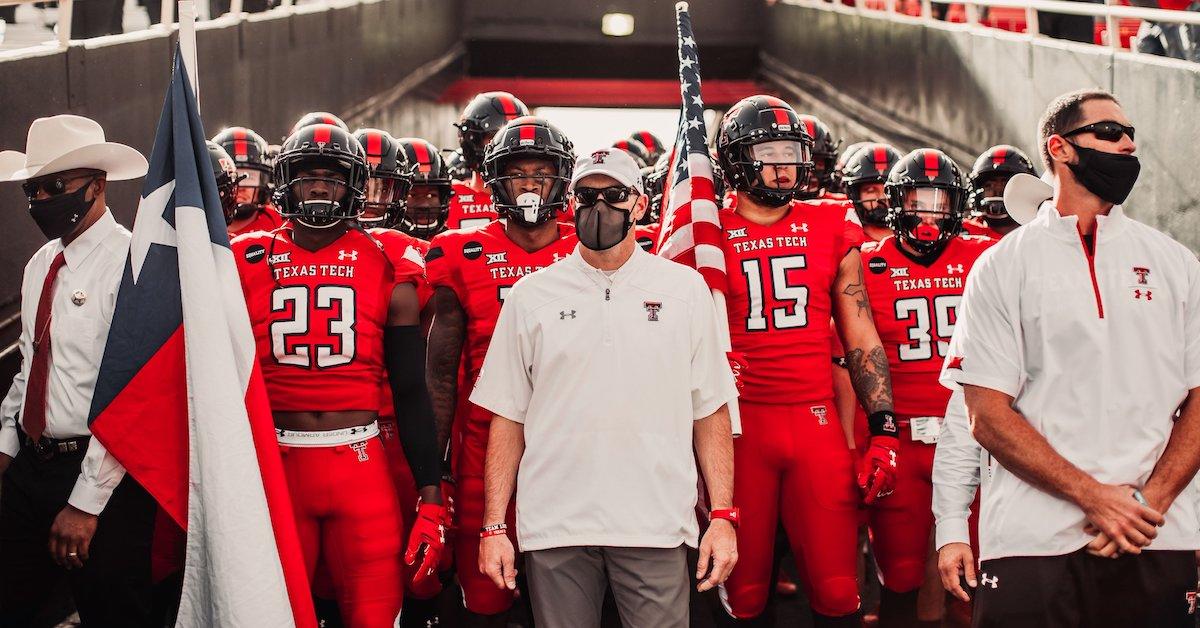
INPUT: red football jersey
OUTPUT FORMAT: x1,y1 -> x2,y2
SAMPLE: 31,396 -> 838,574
232,227 -> 423,413
721,201 -> 865,404
229,204 -> 284,238
860,235 -> 995,417
447,182 -> 497,231
635,223 -> 660,254
368,227 -> 432,310
426,221 -> 578,392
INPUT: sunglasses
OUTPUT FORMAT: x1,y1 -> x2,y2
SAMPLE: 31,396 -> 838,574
1062,121 -> 1135,143
573,186 -> 634,206
21,173 -> 97,199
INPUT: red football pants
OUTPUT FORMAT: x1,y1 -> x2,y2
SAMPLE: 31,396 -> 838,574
720,400 -> 860,618
866,423 -> 936,593
281,438 -> 405,628
454,474 -> 518,615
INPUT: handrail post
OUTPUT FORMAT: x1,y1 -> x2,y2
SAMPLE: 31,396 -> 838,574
965,0 -> 979,25
922,0 -> 933,19
1026,2 -> 1039,36
161,0 -> 175,28
1105,0 -> 1121,49
57,0 -> 73,48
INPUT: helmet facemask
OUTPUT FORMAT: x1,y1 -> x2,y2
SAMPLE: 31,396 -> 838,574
970,174 -> 1016,228
848,181 -> 891,227
729,139 -> 812,208
488,155 -> 571,226
890,187 -> 963,256
398,183 -> 453,238
276,156 -> 363,229
359,170 -> 412,229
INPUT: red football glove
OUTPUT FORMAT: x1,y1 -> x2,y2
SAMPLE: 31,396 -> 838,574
857,435 -> 899,505
438,477 -> 456,573
726,351 -> 749,394
405,502 -> 446,598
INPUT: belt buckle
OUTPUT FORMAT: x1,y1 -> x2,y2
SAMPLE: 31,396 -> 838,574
31,438 -> 55,462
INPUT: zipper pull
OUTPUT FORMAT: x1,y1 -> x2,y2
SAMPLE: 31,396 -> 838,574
605,288 -> 611,301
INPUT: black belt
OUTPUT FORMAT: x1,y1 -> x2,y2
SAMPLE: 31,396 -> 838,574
19,430 -> 90,462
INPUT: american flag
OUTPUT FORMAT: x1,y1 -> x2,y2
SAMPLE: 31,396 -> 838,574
655,1 -> 727,293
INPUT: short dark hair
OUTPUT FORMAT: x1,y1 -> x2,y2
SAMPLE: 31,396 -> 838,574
1037,89 -> 1120,171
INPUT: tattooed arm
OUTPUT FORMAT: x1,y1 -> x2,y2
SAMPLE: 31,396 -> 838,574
831,249 -> 894,414
426,286 -> 467,454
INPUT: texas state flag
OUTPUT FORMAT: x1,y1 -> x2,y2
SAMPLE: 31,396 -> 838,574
87,46 -> 315,627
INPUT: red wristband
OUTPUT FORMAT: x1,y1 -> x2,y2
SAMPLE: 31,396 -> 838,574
710,507 -> 740,529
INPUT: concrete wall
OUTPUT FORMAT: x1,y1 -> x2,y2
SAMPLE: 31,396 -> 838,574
0,0 -> 462,381
762,2 -> 1200,250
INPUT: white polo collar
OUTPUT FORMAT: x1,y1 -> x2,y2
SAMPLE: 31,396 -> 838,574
567,242 -> 649,284
1033,202 -> 1128,243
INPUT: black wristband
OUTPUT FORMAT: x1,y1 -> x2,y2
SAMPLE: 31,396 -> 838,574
868,410 -> 898,438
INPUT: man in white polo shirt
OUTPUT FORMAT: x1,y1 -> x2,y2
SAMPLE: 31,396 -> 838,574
471,147 -> 739,627
942,88 -> 1200,626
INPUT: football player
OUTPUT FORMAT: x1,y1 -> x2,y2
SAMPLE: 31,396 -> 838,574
231,124 -> 444,627
796,114 -> 845,201
449,91 -> 529,230
629,129 -> 667,163
212,126 -> 284,236
844,143 -> 905,243
964,144 -> 1037,238
832,140 -> 873,195
715,95 -> 896,628
612,137 -> 652,168
205,140 -> 241,228
424,116 -> 578,626
859,149 -> 994,628
396,137 -> 455,241
289,110 -> 348,136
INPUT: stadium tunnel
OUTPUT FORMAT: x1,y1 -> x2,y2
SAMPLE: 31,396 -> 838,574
2,0 -> 1200,385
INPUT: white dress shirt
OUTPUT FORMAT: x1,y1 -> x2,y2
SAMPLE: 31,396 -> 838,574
940,204 -> 1200,561
932,389 -> 983,550
470,245 -> 738,552
1,209 -> 130,515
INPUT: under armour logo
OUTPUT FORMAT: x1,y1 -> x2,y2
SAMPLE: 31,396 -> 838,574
790,222 -> 809,234
890,267 -> 909,278
560,310 -> 576,320
1135,289 -> 1153,300
946,263 -> 964,274
553,252 -> 563,262
726,227 -> 748,239
338,249 -> 358,261
486,251 -> 508,265
349,441 -> 369,462
644,301 -> 662,321
980,573 -> 999,589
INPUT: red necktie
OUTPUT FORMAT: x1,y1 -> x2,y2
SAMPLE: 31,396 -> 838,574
22,251 -> 66,442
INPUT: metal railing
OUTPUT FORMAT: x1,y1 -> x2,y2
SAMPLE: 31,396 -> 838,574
0,0 -> 359,56
782,0 -> 1200,51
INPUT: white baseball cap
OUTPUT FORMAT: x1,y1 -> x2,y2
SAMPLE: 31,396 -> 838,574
570,148 -> 644,194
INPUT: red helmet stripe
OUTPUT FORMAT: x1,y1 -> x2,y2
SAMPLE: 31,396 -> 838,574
923,150 -> 941,180
321,115 -> 337,126
991,147 -> 1008,168
873,145 -> 889,174
519,123 -> 536,144
366,132 -> 383,166
312,124 -> 332,146
614,140 -> 630,150
639,132 -> 656,150
233,128 -> 248,159
411,141 -> 433,174
498,95 -> 518,120
802,118 -> 815,139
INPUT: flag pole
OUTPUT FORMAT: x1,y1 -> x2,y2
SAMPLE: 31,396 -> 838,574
178,0 -> 199,109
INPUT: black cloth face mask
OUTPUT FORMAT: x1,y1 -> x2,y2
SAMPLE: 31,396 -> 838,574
28,178 -> 97,241
1066,142 -> 1140,205
575,201 -> 634,252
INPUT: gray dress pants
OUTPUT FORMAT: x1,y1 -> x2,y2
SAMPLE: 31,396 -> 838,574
525,544 -> 689,628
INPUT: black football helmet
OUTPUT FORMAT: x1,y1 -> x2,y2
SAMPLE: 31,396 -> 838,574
843,143 -> 904,227
444,148 -> 470,181
455,91 -> 529,174
205,141 -> 241,224
885,149 -> 968,257
832,140 -> 872,194
396,137 -> 455,239
796,114 -> 841,199
482,116 -> 574,226
629,130 -> 667,163
290,111 -> 348,137
272,124 -> 368,229
968,145 -> 1036,227
612,138 -> 652,169
352,129 -> 414,230
212,126 -> 273,217
639,154 -> 671,226
716,95 -> 813,208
